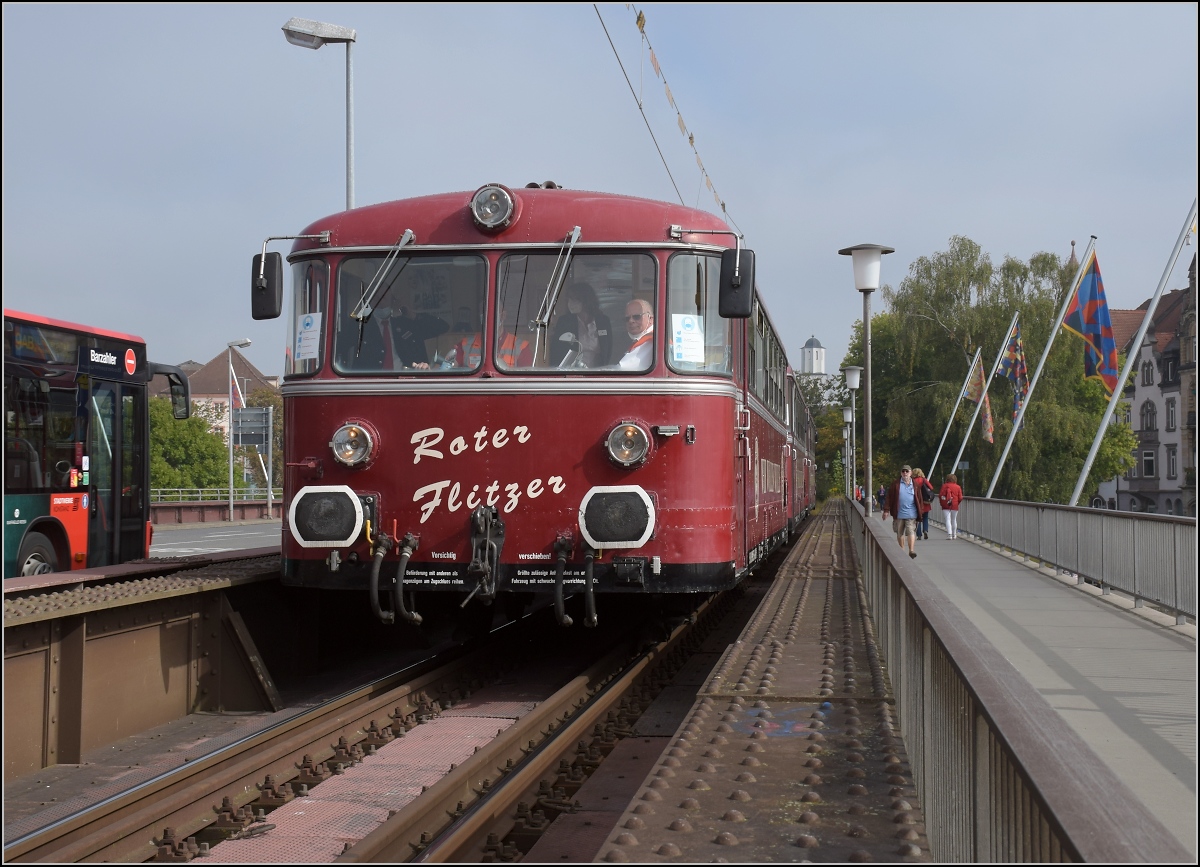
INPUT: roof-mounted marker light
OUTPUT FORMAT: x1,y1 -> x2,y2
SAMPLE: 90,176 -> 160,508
470,184 -> 517,231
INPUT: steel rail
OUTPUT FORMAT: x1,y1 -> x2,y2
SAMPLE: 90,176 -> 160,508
341,596 -> 717,863
4,628 -> 511,863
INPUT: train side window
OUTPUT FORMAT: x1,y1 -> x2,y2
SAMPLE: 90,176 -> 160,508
666,253 -> 731,375
287,260 -> 329,377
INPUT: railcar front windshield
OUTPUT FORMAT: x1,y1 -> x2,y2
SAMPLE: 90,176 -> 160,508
496,252 -> 657,372
332,254 -> 487,374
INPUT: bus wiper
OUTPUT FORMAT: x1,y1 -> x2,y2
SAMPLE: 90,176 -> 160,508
352,229 -> 416,322
531,226 -> 581,363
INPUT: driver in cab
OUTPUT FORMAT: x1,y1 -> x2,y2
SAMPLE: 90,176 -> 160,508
618,299 -> 654,370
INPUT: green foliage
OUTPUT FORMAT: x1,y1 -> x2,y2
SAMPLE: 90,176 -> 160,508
149,397 -> 232,488
247,387 -> 283,487
839,237 -> 1134,503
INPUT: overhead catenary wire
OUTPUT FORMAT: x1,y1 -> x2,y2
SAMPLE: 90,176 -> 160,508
629,5 -> 743,235
594,4 -> 742,234
594,4 -> 684,205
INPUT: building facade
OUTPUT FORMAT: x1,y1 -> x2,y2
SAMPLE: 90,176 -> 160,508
1112,281 -> 1192,515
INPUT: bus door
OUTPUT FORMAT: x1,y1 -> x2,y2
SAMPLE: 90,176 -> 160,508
118,384 -> 147,562
86,380 -> 118,567
84,379 -> 147,567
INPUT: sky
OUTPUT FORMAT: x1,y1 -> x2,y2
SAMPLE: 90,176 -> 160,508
3,3 -> 1196,379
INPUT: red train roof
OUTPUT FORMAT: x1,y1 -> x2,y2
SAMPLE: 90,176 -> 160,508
290,186 -> 733,253
4,308 -> 146,345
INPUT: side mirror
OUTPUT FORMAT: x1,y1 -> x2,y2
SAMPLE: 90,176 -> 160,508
149,363 -> 192,420
718,248 -> 754,318
252,252 -> 283,320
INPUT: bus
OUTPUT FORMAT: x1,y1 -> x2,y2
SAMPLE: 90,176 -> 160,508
4,310 -> 190,578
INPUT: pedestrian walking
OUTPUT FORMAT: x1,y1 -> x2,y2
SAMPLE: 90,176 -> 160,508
939,473 -> 964,539
912,468 -> 936,541
881,465 -> 920,558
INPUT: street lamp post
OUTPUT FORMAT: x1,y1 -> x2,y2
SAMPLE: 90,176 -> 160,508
842,424 -> 851,497
227,339 -> 252,521
841,365 -> 862,507
842,405 -> 855,500
838,246 -> 893,518
283,17 -> 357,210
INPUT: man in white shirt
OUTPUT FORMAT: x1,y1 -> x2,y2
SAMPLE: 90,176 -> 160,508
618,299 -> 654,370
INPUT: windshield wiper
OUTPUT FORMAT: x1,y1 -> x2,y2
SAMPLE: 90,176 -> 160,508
352,229 -> 416,322
530,226 -> 581,363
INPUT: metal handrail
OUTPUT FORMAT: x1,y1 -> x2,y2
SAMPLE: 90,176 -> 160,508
151,489 -> 283,503
928,497 -> 1196,623
846,499 -> 1190,862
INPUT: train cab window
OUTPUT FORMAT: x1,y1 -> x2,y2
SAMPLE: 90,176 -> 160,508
287,260 -> 329,376
332,255 -> 487,374
496,252 -> 656,373
666,253 -> 732,375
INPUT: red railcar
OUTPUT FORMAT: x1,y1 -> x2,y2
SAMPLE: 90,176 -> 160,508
252,184 -> 814,625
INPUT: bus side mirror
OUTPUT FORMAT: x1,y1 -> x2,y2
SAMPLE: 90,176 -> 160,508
252,252 -> 283,320
718,248 -> 754,318
149,363 -> 192,420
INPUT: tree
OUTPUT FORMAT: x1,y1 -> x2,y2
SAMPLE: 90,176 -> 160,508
247,387 -> 283,489
149,397 -> 232,489
837,237 -> 1134,503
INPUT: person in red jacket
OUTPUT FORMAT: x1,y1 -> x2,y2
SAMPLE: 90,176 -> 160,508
938,473 -> 965,540
912,468 -> 936,541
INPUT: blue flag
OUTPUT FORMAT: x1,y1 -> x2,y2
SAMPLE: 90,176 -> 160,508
1062,252 -> 1118,394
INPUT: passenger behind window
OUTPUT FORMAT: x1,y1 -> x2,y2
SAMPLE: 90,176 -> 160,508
618,298 -> 655,371
378,289 -> 449,369
551,283 -> 612,368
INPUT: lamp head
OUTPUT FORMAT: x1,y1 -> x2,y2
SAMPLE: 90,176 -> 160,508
842,406 -> 853,424
840,365 -> 862,390
228,338 -> 252,349
283,17 -> 357,49
837,244 -> 895,293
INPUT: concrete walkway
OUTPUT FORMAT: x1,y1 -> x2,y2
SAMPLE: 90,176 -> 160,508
903,525 -> 1197,857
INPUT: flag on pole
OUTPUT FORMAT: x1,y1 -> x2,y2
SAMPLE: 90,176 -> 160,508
997,321 -> 1029,426
962,353 -> 995,443
1061,251 -> 1119,394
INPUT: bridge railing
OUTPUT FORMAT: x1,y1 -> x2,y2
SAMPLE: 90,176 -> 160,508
846,499 -> 1189,863
930,498 -> 1196,623
152,488 -> 283,502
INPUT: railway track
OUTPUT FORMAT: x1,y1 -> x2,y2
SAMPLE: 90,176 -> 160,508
5,502 -> 928,863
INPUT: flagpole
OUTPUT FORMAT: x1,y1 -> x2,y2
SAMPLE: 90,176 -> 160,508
952,310 -> 1019,488
986,236 -> 1096,498
1068,198 -> 1198,506
929,346 -> 981,480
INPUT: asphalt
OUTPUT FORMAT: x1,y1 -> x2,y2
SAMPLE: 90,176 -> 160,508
902,520 -> 1197,857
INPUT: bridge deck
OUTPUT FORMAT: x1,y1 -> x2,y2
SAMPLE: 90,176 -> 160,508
894,515 -> 1196,857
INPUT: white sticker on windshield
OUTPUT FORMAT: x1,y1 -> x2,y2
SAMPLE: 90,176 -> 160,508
671,314 -> 704,363
296,312 -> 322,361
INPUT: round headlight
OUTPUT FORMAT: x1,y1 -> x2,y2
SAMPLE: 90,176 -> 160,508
606,422 -> 650,468
330,423 -> 374,467
470,184 -> 515,231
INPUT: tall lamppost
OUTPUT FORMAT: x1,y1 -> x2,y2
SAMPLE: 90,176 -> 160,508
838,245 -> 893,518
842,424 -> 851,497
283,17 -> 358,210
841,365 -> 862,505
227,339 -> 252,521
